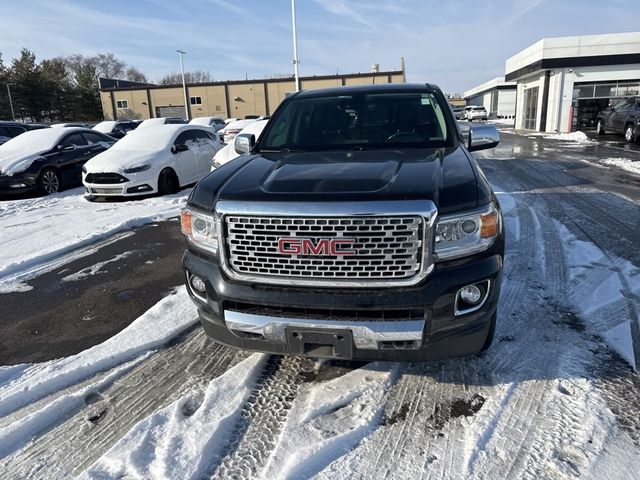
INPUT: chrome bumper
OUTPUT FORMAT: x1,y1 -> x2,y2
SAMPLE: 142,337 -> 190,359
224,310 -> 425,350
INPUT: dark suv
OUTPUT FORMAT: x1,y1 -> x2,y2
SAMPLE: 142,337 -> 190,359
181,83 -> 504,361
596,97 -> 640,143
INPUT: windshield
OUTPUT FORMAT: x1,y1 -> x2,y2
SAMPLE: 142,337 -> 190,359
108,126 -> 176,152
0,128 -> 67,153
259,91 -> 451,151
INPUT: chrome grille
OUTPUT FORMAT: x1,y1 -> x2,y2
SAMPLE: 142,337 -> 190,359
224,215 -> 423,283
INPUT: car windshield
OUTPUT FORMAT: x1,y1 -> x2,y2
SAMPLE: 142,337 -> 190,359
259,91 -> 451,151
93,121 -> 118,133
0,127 -> 68,153
108,126 -> 177,152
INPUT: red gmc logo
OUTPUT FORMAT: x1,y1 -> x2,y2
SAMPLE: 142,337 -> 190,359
277,238 -> 356,256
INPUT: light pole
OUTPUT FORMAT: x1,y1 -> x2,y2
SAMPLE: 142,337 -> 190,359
6,83 -> 15,121
176,49 -> 189,120
291,0 -> 300,92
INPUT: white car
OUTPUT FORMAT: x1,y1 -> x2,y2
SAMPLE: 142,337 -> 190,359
222,118 -> 257,144
83,125 -> 222,198
465,106 -> 488,121
137,117 -> 186,129
189,116 -> 226,131
212,119 -> 268,170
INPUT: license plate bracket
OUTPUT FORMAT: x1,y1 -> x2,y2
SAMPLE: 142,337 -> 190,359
285,327 -> 354,359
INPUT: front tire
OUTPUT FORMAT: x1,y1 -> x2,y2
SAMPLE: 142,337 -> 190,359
596,119 -> 605,135
158,168 -> 180,195
37,168 -> 61,195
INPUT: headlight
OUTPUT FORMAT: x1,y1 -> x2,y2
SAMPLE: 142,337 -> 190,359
123,164 -> 151,174
181,207 -> 218,254
434,203 -> 500,261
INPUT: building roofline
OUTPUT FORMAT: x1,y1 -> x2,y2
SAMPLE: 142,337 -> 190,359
100,70 -> 405,92
505,52 -> 640,81
463,77 -> 516,99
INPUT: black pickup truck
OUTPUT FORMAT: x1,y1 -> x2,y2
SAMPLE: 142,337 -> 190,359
181,83 -> 504,361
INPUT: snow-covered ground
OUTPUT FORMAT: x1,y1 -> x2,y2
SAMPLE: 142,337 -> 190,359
1,172 -> 639,478
527,130 -> 596,144
0,188 -> 189,292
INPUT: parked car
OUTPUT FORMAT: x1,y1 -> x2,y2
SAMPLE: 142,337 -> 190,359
0,121 -> 46,146
83,124 -> 222,199
452,107 -> 465,120
50,122 -> 89,128
93,120 -> 139,139
189,116 -> 226,131
212,119 -> 268,170
466,106 -> 488,121
137,117 -> 187,129
222,118 -> 257,144
596,97 -> 640,143
0,128 -> 115,196
181,83 -> 503,361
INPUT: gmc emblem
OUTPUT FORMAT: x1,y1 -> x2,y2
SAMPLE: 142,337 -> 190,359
277,237 -> 356,256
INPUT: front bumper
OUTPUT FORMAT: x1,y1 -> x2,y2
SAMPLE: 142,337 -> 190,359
0,173 -> 36,195
82,171 -> 156,197
183,247 -> 503,361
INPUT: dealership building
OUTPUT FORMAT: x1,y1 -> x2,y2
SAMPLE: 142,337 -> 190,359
505,31 -> 640,132
99,69 -> 406,121
463,77 -> 517,118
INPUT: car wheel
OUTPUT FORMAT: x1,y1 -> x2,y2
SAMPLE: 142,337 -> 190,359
624,124 -> 636,143
596,119 -> 605,135
158,168 -> 180,195
37,168 -> 61,195
480,312 -> 497,351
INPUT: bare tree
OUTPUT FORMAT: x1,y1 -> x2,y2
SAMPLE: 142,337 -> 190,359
126,66 -> 148,83
158,70 -> 212,85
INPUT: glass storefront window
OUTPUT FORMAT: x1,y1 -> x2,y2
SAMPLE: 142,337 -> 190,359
573,85 -> 595,99
594,84 -> 616,98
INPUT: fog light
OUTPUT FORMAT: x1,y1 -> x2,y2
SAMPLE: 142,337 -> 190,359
459,285 -> 482,304
190,275 -> 206,293
10,183 -> 27,188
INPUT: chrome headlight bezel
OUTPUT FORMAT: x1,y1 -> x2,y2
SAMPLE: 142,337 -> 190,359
434,203 -> 501,261
180,207 -> 219,255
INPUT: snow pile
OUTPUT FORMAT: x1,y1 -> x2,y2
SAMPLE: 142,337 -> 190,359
555,221 -> 640,367
79,354 -> 267,479
539,131 -> 596,144
0,187 -> 188,289
0,287 -> 197,420
601,157 -> 640,175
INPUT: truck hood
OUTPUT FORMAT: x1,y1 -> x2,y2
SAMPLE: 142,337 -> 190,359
192,147 -> 481,214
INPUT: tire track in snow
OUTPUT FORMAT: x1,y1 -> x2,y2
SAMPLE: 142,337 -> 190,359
1,328 -> 248,479
209,355 -> 314,479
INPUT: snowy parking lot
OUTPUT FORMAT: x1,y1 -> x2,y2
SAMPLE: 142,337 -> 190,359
1,131 -> 640,479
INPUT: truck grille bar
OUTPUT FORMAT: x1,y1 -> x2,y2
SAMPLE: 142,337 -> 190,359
216,201 -> 437,288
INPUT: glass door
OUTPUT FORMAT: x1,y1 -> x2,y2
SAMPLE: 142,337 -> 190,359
523,87 -> 539,130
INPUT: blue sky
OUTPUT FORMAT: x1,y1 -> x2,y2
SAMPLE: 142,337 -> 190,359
1,0 -> 639,93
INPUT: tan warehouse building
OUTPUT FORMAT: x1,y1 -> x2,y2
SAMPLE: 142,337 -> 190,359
99,70 -> 406,121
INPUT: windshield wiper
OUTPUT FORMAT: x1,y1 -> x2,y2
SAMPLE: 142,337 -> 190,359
259,148 -> 306,153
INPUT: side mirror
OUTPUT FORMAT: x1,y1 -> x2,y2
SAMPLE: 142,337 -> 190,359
172,143 -> 189,154
468,124 -> 499,152
235,133 -> 255,155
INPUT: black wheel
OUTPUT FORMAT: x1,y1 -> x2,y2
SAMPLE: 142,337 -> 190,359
37,168 -> 61,195
480,312 -> 497,351
624,124 -> 637,143
158,168 -> 180,195
596,119 -> 605,135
